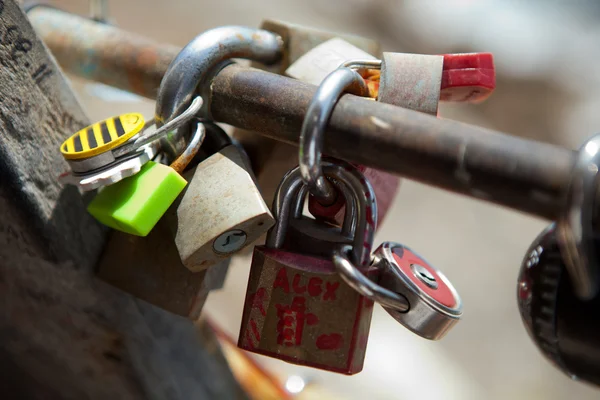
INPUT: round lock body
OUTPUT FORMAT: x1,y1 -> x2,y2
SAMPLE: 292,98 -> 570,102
372,242 -> 462,340
518,224 -> 600,387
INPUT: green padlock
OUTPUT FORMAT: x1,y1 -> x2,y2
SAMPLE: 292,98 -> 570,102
84,120 -> 205,236
87,161 -> 187,236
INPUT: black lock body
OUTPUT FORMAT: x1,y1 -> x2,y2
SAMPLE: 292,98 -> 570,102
518,224 -> 600,386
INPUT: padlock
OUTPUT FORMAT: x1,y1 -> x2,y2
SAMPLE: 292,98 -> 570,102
306,49 -> 496,227
58,96 -> 203,191
377,53 -> 444,115
152,26 -> 281,270
86,119 -> 206,236
232,23 -> 382,212
440,53 -> 495,103
238,161 -> 376,375
96,218 -> 230,320
308,52 -> 445,223
368,242 -> 462,340
290,50 -> 400,227
165,125 -> 274,272
517,224 -> 600,387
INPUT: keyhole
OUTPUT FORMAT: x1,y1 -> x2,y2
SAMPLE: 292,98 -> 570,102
213,229 -> 247,254
411,263 -> 438,290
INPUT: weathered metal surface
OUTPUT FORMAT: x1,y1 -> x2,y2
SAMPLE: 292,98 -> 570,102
238,20 -> 383,208
210,64 -> 573,221
165,145 -> 274,272
238,246 -> 374,375
28,6 -> 179,99
30,8 -> 576,222
378,52 -> 444,115
96,220 -> 214,319
257,18 -> 381,75
1,2 -> 245,397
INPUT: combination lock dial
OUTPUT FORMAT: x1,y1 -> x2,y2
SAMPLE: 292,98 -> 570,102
517,224 -> 600,387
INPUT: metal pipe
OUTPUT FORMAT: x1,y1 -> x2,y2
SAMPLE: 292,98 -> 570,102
28,6 -> 179,99
28,6 -> 576,222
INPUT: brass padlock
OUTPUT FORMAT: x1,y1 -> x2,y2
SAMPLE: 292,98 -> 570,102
166,125 -> 274,272
238,161 -> 377,375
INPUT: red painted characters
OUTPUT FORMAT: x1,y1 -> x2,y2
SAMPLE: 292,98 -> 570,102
238,247 -> 374,375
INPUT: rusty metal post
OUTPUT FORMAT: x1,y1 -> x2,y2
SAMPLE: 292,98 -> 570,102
28,6 -> 179,99
28,6 -> 576,222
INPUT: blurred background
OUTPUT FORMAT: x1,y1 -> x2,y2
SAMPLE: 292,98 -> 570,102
49,0 -> 600,398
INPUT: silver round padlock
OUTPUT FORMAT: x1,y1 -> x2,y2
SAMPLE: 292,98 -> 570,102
371,242 -> 462,340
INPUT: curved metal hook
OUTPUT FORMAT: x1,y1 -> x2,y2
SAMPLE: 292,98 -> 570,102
268,160 -> 377,266
299,67 -> 369,204
114,96 -> 203,158
169,121 -> 206,174
155,26 -> 283,128
333,245 -> 410,312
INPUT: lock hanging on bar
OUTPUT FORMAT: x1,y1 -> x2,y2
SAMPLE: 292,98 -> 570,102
165,125 -> 275,272
231,24 -> 383,215
290,39 -> 495,228
154,25 -> 283,271
238,160 -> 377,375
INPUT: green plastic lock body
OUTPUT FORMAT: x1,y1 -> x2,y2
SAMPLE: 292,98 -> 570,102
87,161 -> 187,236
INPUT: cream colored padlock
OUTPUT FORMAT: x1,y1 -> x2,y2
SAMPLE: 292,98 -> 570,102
167,124 -> 275,272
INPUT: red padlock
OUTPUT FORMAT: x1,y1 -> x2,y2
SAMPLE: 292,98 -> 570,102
238,161 -> 377,374
440,52 -> 495,103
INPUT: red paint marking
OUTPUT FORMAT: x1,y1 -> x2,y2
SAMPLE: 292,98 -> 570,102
392,247 -> 457,308
250,319 -> 261,342
292,273 -> 307,294
346,296 -> 374,373
323,281 -> 340,301
275,296 -> 319,347
308,277 -> 323,297
250,287 -> 267,317
245,329 -> 256,349
316,333 -> 344,350
273,267 -> 290,293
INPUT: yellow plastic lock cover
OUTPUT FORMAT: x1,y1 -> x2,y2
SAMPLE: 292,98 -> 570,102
87,161 -> 187,236
60,113 -> 145,160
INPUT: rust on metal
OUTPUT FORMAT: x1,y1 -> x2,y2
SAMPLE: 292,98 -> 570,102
209,64 -> 573,221
28,6 -> 178,99
30,7 -> 577,222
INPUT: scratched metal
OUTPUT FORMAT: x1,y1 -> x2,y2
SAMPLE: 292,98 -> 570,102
378,52 -> 444,115
28,6 -> 179,99
96,220 -> 215,320
238,246 -> 374,375
30,9 -> 577,222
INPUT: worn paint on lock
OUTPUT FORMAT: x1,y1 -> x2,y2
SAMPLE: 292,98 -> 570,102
60,113 -> 145,159
285,38 -> 377,86
239,247 -> 374,375
168,144 -> 275,272
392,246 -> 457,308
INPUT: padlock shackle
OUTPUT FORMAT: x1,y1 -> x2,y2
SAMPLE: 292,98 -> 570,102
267,160 -> 377,266
169,121 -> 206,174
341,59 -> 382,70
299,67 -> 369,205
155,26 -> 283,159
293,181 -> 356,239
